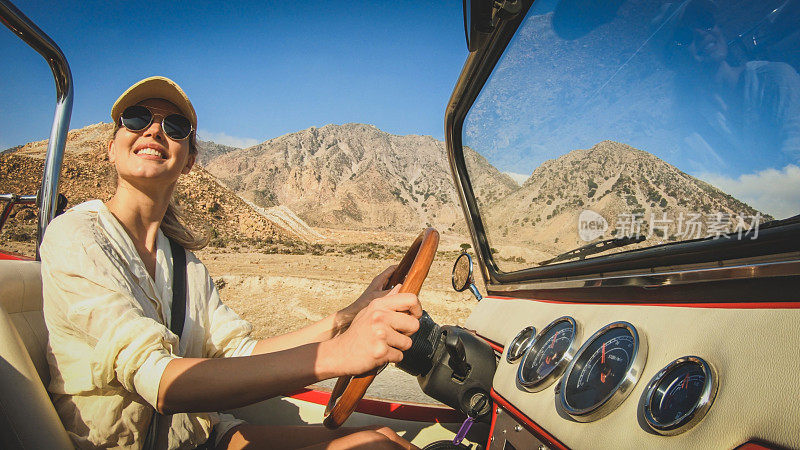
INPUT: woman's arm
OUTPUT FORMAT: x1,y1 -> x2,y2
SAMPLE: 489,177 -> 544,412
157,290 -> 421,414
248,265 -> 397,355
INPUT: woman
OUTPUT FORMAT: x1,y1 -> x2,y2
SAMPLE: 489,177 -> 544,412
41,76 -> 422,449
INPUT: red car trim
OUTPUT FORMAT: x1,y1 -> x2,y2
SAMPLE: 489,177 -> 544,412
479,335 -> 504,354
0,250 -> 32,260
735,443 -> 778,450
486,295 -> 800,309
489,389 -> 568,450
285,387 -> 465,423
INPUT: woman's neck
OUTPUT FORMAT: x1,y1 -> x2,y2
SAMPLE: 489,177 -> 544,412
105,180 -> 175,253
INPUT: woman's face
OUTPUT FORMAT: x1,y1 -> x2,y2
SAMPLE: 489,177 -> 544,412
108,98 -> 195,189
686,25 -> 728,66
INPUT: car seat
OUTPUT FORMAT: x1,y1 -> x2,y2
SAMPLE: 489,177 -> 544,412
0,259 -> 73,449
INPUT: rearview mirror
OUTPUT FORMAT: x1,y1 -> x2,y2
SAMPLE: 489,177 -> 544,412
452,252 -> 482,301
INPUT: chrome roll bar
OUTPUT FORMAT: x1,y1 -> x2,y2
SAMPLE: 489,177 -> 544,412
0,0 -> 73,259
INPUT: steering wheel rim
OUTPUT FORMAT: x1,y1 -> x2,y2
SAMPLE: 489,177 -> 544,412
323,227 -> 440,429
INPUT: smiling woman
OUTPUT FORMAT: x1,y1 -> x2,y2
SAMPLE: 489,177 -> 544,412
107,77 -> 207,252
38,76 -> 422,450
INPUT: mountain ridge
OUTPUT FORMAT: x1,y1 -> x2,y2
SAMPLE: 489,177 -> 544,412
1,122 -> 771,265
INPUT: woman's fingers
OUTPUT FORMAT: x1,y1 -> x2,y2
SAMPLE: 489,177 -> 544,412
372,292 -> 422,319
383,309 -> 420,335
332,290 -> 423,375
371,264 -> 398,289
383,327 -> 414,352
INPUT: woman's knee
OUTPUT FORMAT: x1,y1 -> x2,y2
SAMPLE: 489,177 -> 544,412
357,430 -> 404,448
360,425 -> 399,438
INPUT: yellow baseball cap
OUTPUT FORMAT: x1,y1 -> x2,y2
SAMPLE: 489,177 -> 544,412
110,76 -> 197,129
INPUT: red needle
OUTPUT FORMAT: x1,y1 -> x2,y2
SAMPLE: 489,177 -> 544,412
551,334 -> 556,349
601,343 -> 606,364
682,374 -> 689,390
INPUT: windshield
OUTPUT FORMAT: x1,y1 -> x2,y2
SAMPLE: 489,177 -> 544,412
462,0 -> 800,272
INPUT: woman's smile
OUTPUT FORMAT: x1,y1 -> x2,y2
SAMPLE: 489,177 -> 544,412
133,143 -> 168,160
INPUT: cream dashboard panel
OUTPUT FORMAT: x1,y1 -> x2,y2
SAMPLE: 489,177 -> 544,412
466,296 -> 800,449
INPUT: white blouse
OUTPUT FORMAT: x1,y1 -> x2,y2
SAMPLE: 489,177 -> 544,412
41,200 -> 257,449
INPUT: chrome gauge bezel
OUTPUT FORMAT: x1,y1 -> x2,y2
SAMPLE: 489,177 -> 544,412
642,356 -> 718,435
517,316 -> 579,392
559,321 -> 648,422
506,326 -> 536,363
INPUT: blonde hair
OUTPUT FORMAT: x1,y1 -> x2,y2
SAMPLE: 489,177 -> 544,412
111,122 -> 209,250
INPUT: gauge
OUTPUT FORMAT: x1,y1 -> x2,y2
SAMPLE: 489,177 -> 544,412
643,356 -> 717,435
506,326 -> 536,363
517,316 -> 579,392
559,321 -> 647,422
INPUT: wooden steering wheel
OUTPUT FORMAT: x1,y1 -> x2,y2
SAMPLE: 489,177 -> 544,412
323,227 -> 440,429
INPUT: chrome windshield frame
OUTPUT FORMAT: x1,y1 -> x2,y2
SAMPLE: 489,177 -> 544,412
1,0 -> 73,260
444,0 -> 800,301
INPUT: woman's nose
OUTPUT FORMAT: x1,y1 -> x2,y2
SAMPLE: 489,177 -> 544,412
142,117 -> 166,141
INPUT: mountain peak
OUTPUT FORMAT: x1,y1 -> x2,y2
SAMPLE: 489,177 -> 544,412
203,123 -> 502,232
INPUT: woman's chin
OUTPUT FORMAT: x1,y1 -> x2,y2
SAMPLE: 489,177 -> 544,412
119,167 -> 181,188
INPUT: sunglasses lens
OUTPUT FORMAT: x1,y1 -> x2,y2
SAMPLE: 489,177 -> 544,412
163,114 -> 192,140
120,105 -> 152,131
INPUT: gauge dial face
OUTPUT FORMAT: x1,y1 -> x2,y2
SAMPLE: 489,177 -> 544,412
644,357 -> 717,435
506,326 -> 536,363
518,317 -> 576,390
561,322 -> 646,420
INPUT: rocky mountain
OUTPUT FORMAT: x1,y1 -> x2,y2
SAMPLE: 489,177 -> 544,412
203,123 -> 513,233
3,122 -> 770,266
196,139 -> 238,166
474,140 -> 771,263
0,123 -> 291,246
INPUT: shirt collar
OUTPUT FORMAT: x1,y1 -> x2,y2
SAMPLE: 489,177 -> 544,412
70,200 -> 173,304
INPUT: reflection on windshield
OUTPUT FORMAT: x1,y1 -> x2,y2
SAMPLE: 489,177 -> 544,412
463,0 -> 800,271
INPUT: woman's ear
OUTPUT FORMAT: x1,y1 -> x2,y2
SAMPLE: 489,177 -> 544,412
182,153 -> 195,174
107,139 -> 116,163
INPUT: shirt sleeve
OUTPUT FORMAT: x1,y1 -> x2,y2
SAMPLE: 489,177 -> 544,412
41,217 -> 179,409
194,258 -> 258,359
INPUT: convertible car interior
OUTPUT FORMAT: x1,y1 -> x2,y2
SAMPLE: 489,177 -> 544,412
2,0 -> 799,448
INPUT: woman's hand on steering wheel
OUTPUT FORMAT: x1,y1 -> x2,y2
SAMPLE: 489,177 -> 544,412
335,265 -> 399,334
323,286 -> 422,377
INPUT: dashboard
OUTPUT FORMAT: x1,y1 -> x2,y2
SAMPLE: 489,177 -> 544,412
466,297 -> 800,449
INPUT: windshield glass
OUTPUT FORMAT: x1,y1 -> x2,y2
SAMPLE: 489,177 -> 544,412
462,0 -> 800,272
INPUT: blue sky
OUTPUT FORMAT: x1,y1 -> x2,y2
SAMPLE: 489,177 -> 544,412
0,0 -> 466,149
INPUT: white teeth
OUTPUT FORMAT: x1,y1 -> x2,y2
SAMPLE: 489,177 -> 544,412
136,148 -> 164,158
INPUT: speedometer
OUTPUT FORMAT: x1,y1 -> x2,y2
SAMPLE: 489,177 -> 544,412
517,316 -> 579,392
559,321 -> 647,422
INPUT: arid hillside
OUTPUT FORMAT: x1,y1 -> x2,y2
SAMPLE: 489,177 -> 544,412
470,140 -> 771,266
203,123 -> 514,233
0,123 -> 291,248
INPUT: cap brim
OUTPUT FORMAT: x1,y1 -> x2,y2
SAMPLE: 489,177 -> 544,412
110,76 -> 197,129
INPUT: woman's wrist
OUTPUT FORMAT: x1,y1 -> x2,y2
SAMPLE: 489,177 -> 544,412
331,306 -> 356,337
316,338 -> 345,379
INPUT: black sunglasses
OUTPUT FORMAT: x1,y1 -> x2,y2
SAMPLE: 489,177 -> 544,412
120,105 -> 193,141
673,1 -> 717,47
